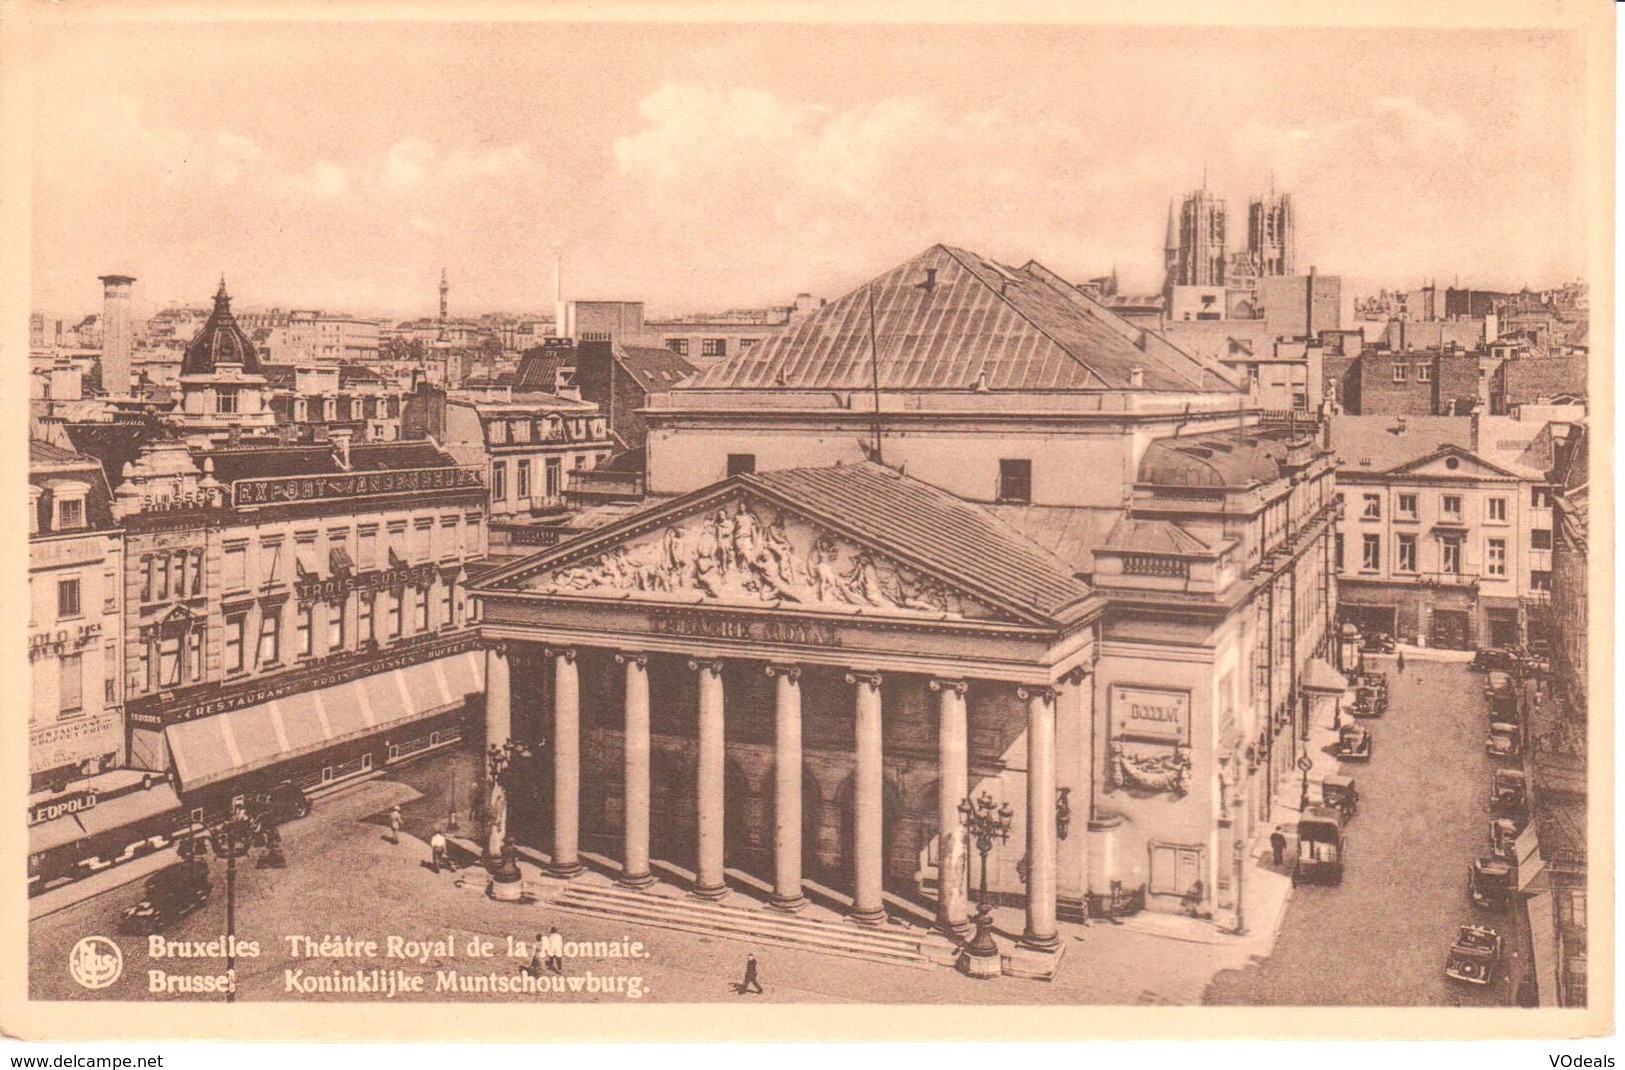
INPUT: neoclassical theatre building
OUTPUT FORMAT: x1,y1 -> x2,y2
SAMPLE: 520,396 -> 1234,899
473,246 -> 1337,966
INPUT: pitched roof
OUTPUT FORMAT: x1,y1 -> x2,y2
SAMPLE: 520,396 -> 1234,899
615,343 -> 697,391
1327,416 -> 1471,474
686,245 -> 1238,393
1101,516 -> 1214,555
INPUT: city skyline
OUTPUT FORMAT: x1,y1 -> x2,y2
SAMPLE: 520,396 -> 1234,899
29,22 -> 1588,321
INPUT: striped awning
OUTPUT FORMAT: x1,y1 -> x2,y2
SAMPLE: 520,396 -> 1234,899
165,650 -> 483,790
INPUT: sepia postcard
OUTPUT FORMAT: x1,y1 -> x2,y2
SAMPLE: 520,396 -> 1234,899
0,0 -> 1612,1045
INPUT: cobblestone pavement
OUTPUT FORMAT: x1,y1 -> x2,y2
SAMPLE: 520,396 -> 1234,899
1205,655 -> 1529,1006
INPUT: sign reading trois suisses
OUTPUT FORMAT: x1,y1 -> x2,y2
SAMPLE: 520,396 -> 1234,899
1109,685 -> 1191,744
231,467 -> 482,509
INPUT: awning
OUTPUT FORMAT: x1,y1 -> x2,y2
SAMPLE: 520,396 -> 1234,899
1301,658 -> 1349,695
1526,890 -> 1561,1007
166,650 -> 483,790
29,813 -> 88,855
74,783 -> 183,839
329,547 -> 354,574
1516,823 -> 1547,893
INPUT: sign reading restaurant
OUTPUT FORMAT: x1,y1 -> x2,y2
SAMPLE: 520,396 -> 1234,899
126,632 -> 481,727
1109,685 -> 1191,745
231,466 -> 482,509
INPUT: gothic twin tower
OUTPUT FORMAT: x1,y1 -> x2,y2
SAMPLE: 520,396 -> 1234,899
1163,186 -> 1295,295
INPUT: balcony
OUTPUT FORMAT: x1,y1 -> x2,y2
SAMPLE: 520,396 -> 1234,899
1414,571 -> 1479,589
567,468 -> 645,500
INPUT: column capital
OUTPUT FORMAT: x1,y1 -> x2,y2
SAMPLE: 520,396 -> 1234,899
687,657 -> 723,676
482,638 -> 509,658
1017,684 -> 1060,704
615,651 -> 648,669
928,677 -> 967,695
545,645 -> 578,663
1060,665 -> 1090,687
764,663 -> 802,683
845,670 -> 883,690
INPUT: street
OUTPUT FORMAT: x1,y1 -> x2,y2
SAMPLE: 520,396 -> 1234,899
1206,655 -> 1525,1006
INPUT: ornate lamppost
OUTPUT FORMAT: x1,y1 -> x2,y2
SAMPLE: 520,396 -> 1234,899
197,803 -> 257,1003
957,790 -> 1013,979
484,740 -> 531,900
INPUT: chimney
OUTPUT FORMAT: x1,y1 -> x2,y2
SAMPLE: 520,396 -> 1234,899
554,252 -> 566,340
98,274 -> 137,396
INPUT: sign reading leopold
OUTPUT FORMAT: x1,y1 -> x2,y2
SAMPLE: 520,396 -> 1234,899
1110,685 -> 1191,744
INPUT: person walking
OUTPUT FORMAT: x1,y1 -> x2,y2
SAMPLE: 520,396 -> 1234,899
387,805 -> 403,846
1270,829 -> 1288,867
429,829 -> 447,873
1396,649 -> 1406,674
735,952 -> 763,995
520,933 -> 546,979
544,926 -> 564,975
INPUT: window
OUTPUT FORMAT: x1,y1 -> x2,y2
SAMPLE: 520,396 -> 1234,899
1361,534 -> 1381,571
415,588 -> 430,632
998,459 -> 1033,503
512,420 -> 532,444
666,338 -> 689,356
1392,364 -> 1408,383
487,420 -> 508,445
491,461 -> 507,502
440,516 -> 459,559
358,593 -> 375,644
261,538 -> 284,586
191,549 -> 205,595
1532,487 -> 1552,508
258,610 -> 280,665
546,457 -> 563,498
1361,493 -> 1381,519
1334,533 -> 1344,570
157,630 -> 181,687
1441,538 -> 1462,574
104,642 -> 117,705
57,497 -> 85,529
57,578 -> 82,619
157,554 -> 171,600
1487,497 -> 1507,522
59,653 -> 83,715
357,526 -> 378,570
726,454 -> 756,477
224,613 -> 246,674
389,591 -> 404,639
217,387 -> 239,414
411,519 -> 432,561
465,516 -> 483,556
1397,534 -> 1417,573
223,543 -> 247,590
296,604 -> 314,657
1531,570 -> 1553,592
517,460 -> 532,500
1531,529 -> 1553,550
141,557 -> 155,602
1397,493 -> 1418,518
1486,538 -> 1507,577
328,604 -> 345,650
441,580 -> 455,627
701,338 -> 726,358
1442,495 -> 1463,518
1416,363 -> 1432,382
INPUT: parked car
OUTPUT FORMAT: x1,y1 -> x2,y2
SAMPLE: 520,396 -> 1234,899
1445,924 -> 1502,985
1469,856 -> 1514,911
1488,817 -> 1524,862
1470,648 -> 1519,674
1334,722 -> 1374,762
249,781 -> 312,825
1490,768 -> 1529,819
1291,807 -> 1346,886
118,860 -> 212,934
1321,775 -> 1360,822
1486,722 -> 1522,761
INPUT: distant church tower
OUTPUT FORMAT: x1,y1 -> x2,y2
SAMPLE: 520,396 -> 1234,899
439,267 -> 449,324
1172,186 -> 1227,289
1247,192 -> 1295,278
1162,202 -> 1178,291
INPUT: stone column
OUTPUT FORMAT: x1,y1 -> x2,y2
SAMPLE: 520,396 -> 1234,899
484,643 -> 510,749
766,664 -> 807,911
846,671 -> 887,925
1019,684 -> 1060,950
689,658 -> 727,899
616,652 -> 655,888
930,677 -> 971,937
547,646 -> 584,878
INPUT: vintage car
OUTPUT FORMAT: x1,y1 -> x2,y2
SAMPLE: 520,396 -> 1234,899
1489,817 -> 1524,861
1486,722 -> 1523,761
118,860 -> 212,934
1349,690 -> 1386,718
1360,631 -> 1396,654
1321,774 -> 1360,822
1485,671 -> 1517,717
1291,808 -> 1345,886
250,781 -> 312,825
1470,648 -> 1520,674
1445,924 -> 1502,985
1334,723 -> 1374,762
1469,856 -> 1515,911
1491,768 -> 1529,818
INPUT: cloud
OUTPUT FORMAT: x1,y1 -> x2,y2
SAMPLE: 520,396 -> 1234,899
382,137 -> 534,193
288,160 -> 350,199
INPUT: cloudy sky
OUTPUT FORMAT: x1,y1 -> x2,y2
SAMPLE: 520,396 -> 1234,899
28,20 -> 1588,320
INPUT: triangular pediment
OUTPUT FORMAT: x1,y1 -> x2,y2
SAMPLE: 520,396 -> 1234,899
1389,446 -> 1522,481
494,487 -> 1019,623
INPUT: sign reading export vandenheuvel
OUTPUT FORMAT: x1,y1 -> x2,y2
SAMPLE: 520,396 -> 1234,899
231,467 -> 483,509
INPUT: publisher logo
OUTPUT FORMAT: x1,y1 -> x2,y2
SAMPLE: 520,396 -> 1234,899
68,936 -> 122,990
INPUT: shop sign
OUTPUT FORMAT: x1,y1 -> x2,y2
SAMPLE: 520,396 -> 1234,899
1110,685 -> 1191,745
29,622 -> 103,662
29,789 -> 98,826
296,563 -> 437,605
140,490 -> 213,513
30,712 -> 122,775
126,631 -> 481,727
232,467 -> 481,509
29,537 -> 107,569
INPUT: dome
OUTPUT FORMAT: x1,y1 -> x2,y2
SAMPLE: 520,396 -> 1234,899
181,279 -> 262,376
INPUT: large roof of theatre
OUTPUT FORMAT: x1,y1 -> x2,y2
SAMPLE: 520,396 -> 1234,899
684,245 -> 1237,394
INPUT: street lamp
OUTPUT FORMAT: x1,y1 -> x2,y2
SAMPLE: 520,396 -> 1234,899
957,791 -> 1014,979
195,803 -> 257,1003
484,740 -> 531,899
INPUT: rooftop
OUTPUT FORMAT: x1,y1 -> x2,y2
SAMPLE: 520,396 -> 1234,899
1327,416 -> 1471,473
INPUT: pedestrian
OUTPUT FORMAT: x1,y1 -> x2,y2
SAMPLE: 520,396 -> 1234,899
544,925 -> 564,975
1396,649 -> 1406,674
1270,829 -> 1287,867
387,805 -> 402,845
520,933 -> 545,979
429,829 -> 447,873
735,952 -> 763,995
1181,878 -> 1204,918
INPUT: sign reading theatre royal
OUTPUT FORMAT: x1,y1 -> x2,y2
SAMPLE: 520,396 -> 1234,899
231,466 -> 482,509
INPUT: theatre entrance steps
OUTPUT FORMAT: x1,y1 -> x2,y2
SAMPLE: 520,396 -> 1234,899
543,853 -> 960,970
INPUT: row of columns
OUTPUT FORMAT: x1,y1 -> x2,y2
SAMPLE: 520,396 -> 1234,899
484,644 -> 1061,949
